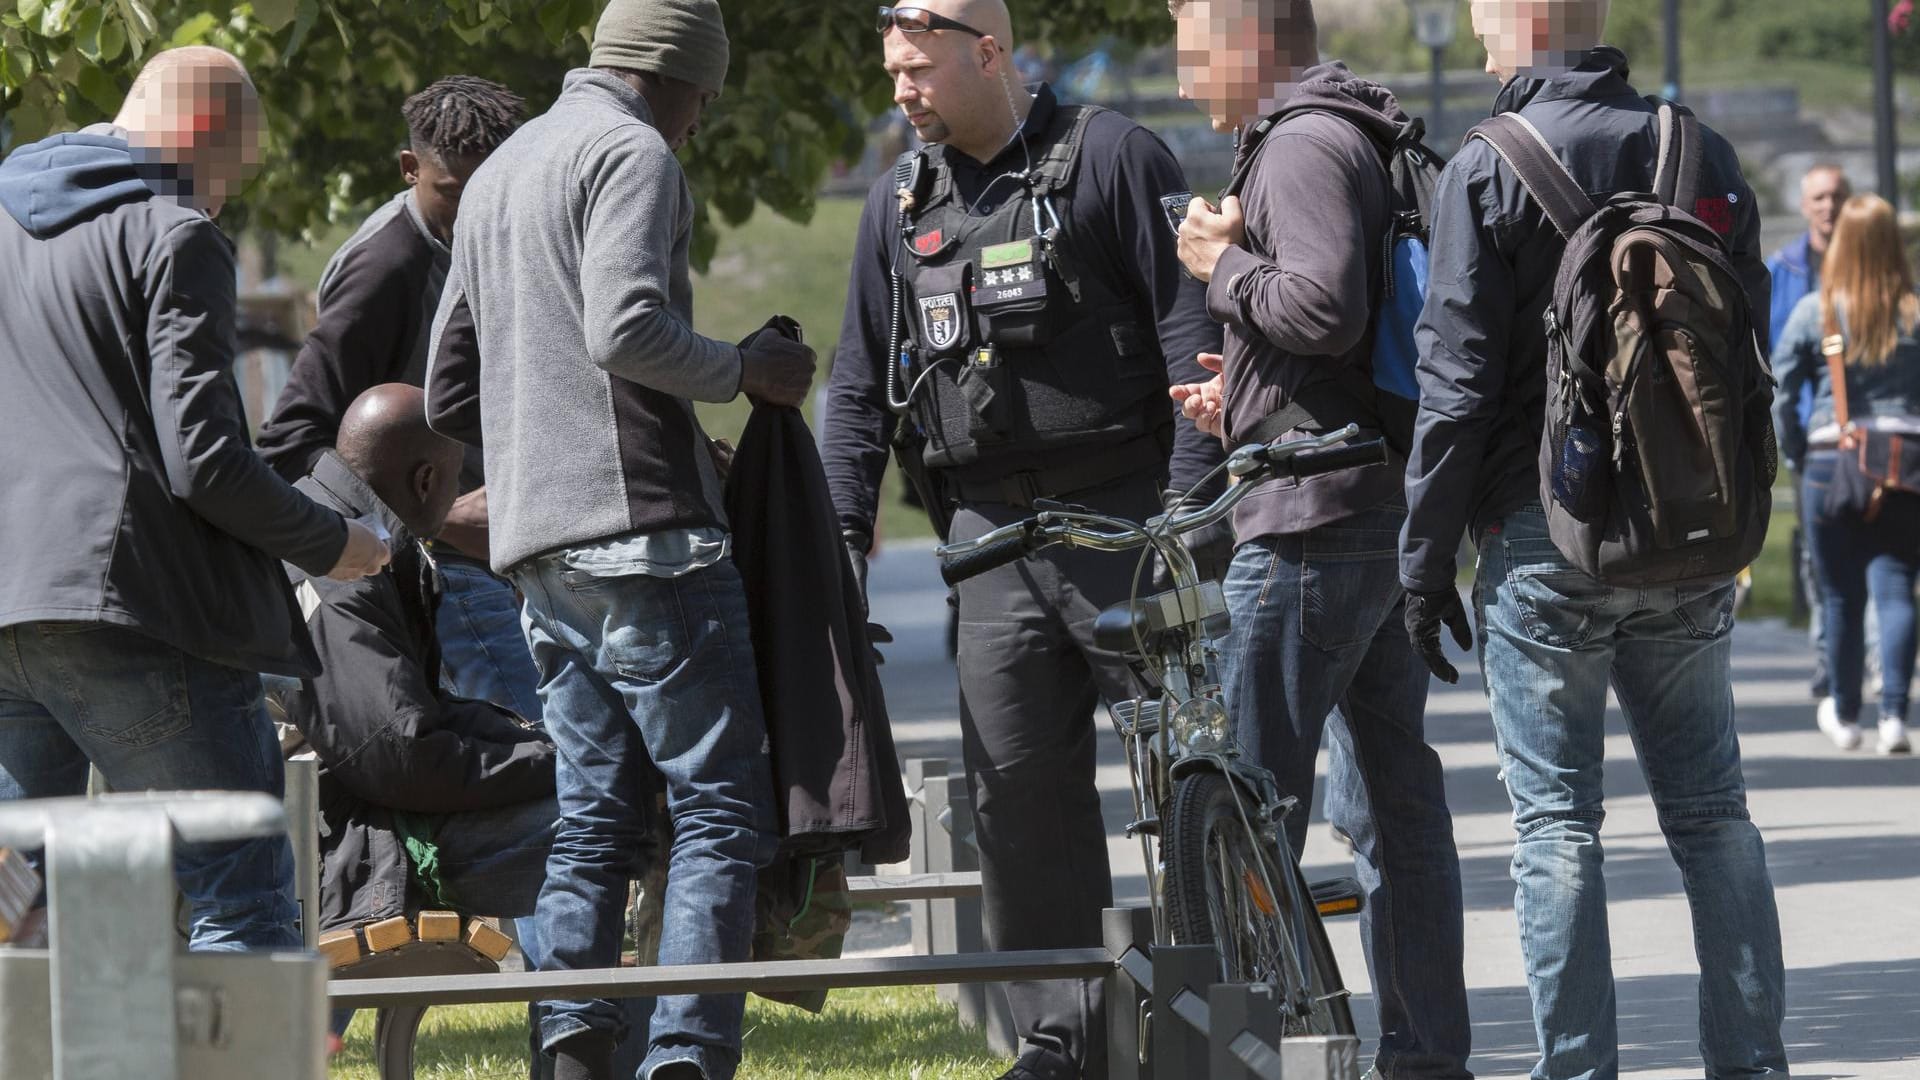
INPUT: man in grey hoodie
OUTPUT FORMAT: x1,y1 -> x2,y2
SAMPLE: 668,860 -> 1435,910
424,3 -> 814,1078
1168,3 -> 1471,1075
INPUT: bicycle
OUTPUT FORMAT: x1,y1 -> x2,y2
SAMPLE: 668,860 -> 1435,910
936,425 -> 1384,1036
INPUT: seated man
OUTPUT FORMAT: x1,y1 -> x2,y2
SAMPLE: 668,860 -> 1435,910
278,384 -> 556,940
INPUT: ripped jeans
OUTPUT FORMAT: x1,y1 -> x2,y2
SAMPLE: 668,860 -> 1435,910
1472,506 -> 1788,1080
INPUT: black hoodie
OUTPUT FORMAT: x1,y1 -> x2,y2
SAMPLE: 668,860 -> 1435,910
1205,62 -> 1411,540
0,128 -> 346,675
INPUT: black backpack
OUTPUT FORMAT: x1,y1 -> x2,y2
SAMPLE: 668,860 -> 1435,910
1228,109 -> 1446,455
1470,101 -> 1775,586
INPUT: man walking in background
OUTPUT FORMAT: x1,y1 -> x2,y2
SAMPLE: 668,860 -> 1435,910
257,76 -> 540,721
0,45 -> 387,949
426,1 -> 814,1076
1768,164 -> 1857,727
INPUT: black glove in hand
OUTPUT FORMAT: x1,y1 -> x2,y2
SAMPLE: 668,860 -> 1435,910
1404,586 -> 1474,684
844,530 -> 893,664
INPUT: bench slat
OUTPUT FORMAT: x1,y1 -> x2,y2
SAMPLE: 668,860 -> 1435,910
330,947 -> 1113,1009
845,872 -> 982,902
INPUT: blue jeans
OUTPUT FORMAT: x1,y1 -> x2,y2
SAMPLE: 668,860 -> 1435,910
510,555 -> 777,1080
1219,500 -> 1471,1080
1473,506 -> 1788,1080
0,622 -> 300,950
439,555 -> 545,724
1802,451 -> 1920,722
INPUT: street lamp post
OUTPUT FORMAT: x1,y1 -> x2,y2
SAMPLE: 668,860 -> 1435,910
1663,0 -> 1682,101
1408,0 -> 1460,139
1870,0 -> 1901,208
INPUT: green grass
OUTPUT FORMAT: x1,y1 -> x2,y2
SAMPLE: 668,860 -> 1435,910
1744,493 -> 1801,625
326,985 -> 1011,1079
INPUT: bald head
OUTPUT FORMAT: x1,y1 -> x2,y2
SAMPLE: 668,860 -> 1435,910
337,384 -> 465,538
115,46 -> 263,216
882,0 -> 1030,162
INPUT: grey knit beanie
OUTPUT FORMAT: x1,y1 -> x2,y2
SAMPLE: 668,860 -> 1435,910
589,0 -> 730,98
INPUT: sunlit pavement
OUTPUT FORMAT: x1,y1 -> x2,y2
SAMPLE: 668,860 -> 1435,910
865,538 -> 1920,1078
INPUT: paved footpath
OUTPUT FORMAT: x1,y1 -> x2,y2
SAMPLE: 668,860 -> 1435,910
862,539 -> 1920,1078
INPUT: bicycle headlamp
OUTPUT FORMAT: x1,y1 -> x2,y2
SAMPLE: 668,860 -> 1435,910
1171,696 -> 1231,754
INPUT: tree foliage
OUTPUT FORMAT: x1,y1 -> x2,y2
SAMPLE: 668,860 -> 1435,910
0,0 -> 1172,264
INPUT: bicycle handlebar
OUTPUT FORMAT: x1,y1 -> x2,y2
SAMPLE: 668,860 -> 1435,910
937,426 -> 1388,586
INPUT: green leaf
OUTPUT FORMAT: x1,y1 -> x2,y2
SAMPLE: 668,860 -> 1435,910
115,0 -> 157,50
536,0 -> 572,47
38,0 -> 78,38
17,0 -> 44,31
74,63 -> 120,116
252,0 -> 298,33
168,11 -> 219,47
283,0 -> 319,59
72,4 -> 102,61
0,41 -> 32,89
96,14 -> 124,61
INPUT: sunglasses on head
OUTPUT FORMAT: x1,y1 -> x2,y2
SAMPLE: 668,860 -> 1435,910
876,5 -> 987,38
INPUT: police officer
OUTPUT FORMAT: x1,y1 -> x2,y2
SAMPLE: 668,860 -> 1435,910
822,3 -> 1222,1077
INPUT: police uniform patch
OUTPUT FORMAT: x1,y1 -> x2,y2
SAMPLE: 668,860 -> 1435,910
912,229 -> 944,256
1160,191 -> 1196,235
1692,196 -> 1733,236
918,293 -> 962,350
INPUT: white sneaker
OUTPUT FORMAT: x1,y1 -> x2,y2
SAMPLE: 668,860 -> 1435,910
1877,717 -> 1912,756
1816,698 -> 1863,750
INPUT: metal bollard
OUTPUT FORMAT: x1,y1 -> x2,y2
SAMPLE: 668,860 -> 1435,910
904,757 -> 941,962
1282,1034 -> 1362,1080
1149,944 -> 1216,1080
1102,907 -> 1154,1080
925,770 -> 1016,1057
0,791 -> 327,1080
1209,983 -> 1282,1080
285,757 -> 322,949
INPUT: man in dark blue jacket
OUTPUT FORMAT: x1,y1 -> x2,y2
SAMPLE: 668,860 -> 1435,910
1397,6 -> 1789,1076
1769,164 -> 1852,703
0,46 -> 389,950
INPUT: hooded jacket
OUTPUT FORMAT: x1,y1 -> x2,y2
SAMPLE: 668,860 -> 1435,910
724,406 -> 910,865
1399,48 -> 1768,592
0,129 -> 346,675
1206,63 -> 1408,540
282,452 -> 553,930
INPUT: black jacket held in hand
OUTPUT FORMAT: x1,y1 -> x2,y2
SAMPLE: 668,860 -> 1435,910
0,129 -> 346,675
283,452 -> 553,930
1400,47 -> 1768,592
725,406 -> 910,865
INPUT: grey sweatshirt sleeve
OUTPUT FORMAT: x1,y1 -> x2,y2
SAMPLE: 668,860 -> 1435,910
577,126 -> 742,403
145,217 -> 347,577
1204,131 -> 1372,359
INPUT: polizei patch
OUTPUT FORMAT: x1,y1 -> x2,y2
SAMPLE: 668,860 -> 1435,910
918,293 -> 962,350
1160,191 -> 1196,234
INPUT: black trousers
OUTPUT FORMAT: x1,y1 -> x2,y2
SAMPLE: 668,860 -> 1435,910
947,475 -> 1161,1077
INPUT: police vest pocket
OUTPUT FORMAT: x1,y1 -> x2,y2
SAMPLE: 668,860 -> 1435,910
911,262 -> 972,359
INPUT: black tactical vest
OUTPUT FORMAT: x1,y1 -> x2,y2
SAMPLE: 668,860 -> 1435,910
897,105 -> 1168,475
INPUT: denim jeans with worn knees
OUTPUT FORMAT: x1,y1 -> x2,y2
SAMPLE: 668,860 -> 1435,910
0,622 -> 300,951
1218,500 -> 1471,1080
511,556 -> 777,1080
1473,506 -> 1788,1080
438,554 -> 545,725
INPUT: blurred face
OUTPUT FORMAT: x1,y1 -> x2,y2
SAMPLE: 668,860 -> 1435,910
1801,169 -> 1851,247
123,66 -> 264,216
1469,0 -> 1609,82
882,20 -> 1000,148
402,148 -> 486,245
643,76 -> 716,153
1175,1 -> 1304,133
408,451 -> 464,539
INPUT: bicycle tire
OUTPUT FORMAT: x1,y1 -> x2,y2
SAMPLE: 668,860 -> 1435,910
1162,770 -> 1355,1036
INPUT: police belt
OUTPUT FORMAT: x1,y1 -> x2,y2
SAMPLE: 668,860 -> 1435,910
948,436 -> 1166,509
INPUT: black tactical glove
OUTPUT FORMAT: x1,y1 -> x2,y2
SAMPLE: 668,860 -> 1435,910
844,530 -> 893,663
1404,585 -> 1474,684
1151,494 -> 1237,590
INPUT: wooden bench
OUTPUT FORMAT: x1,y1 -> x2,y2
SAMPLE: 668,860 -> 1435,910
319,910 -> 518,1079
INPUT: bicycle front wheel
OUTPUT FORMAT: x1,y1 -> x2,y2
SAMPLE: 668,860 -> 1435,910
1162,770 -> 1354,1036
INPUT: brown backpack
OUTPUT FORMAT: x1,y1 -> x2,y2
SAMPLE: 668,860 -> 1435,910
1471,102 -> 1775,586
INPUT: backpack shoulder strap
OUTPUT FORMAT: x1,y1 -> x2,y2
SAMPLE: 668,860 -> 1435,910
1822,299 -> 1853,432
1029,104 -> 1101,195
1650,99 -> 1706,209
1468,112 -> 1596,240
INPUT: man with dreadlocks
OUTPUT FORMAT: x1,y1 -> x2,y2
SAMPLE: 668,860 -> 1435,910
258,75 -> 544,723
